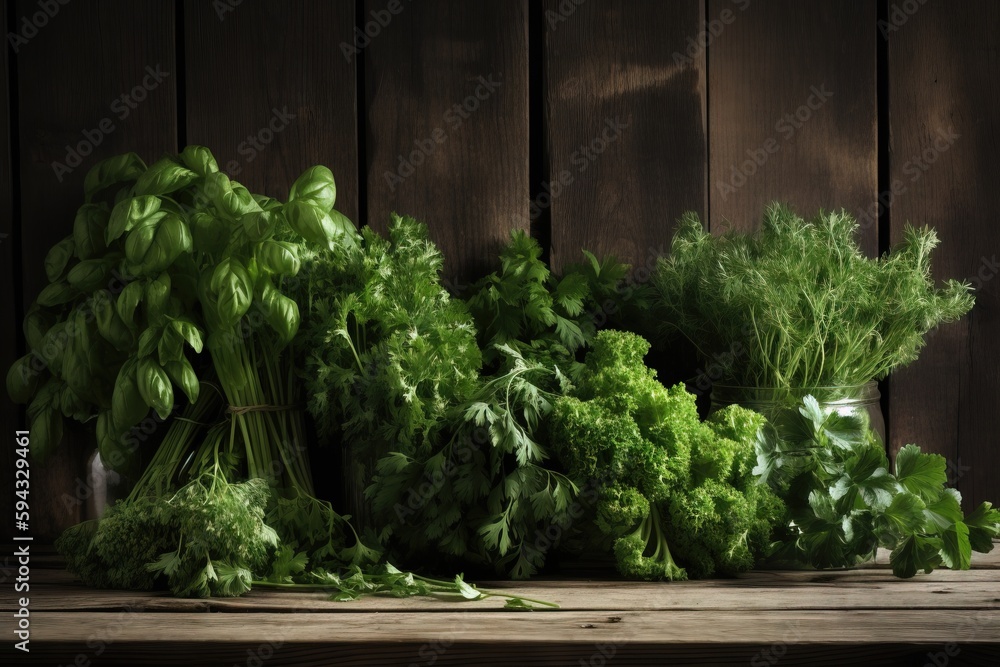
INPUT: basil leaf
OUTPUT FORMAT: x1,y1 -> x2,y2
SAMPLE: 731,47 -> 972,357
134,158 -> 199,196
328,209 -> 359,247
284,200 -> 355,250
206,172 -> 261,218
146,273 -> 172,324
107,195 -> 163,244
157,325 -> 185,366
123,210 -> 167,265
137,358 -> 174,420
180,145 -> 220,178
73,204 -> 110,260
37,322 -> 69,375
116,281 -> 145,330
289,165 -> 336,211
258,240 -> 301,276
163,357 -> 200,404
211,258 -> 253,327
23,306 -> 56,351
190,212 -> 229,256
258,280 -> 299,346
241,210 -> 278,242
170,318 -> 204,354
97,411 -> 134,475
83,152 -> 146,202
61,343 -> 92,399
36,282 -> 77,307
137,328 -> 160,358
44,236 -> 76,282
6,355 -> 41,404
67,259 -> 111,292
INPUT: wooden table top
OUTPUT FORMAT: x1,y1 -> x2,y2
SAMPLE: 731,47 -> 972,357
2,544 -> 999,665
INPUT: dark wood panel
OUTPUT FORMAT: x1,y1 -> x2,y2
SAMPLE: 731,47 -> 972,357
1,0 -> 17,543
545,0 -> 706,272
708,0 -> 877,252
365,0 -> 530,283
15,0 -> 176,539
888,1 -> 1000,508
185,0 -> 359,220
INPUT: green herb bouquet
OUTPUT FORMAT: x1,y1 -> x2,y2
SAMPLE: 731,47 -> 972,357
651,203 -> 974,391
650,204 -> 999,577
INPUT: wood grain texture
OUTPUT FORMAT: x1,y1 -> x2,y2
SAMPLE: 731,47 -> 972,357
1,0 -> 18,543
3,547 -> 998,664
184,0 -> 359,220
8,577 -> 1000,614
545,0 -> 706,272
364,0 -> 529,284
14,0 -> 176,540
4,542 -> 998,613
7,610 -> 999,666
887,1 -> 1000,509
707,0 -> 878,252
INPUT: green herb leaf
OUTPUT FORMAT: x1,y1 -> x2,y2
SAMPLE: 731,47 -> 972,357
289,165 -> 337,212
895,444 -> 948,501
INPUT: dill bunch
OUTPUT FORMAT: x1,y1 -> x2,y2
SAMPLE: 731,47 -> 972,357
651,204 -> 974,389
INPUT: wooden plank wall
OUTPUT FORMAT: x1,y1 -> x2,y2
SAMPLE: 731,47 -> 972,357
1,2 -> 16,542
708,0 -> 878,252
545,0 -> 706,270
888,0 -> 1000,510
1,0 -> 997,539
365,0 -> 530,283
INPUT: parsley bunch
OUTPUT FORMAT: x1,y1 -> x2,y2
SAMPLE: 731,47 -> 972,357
549,330 -> 783,580
301,226 -> 636,578
757,397 -> 1000,576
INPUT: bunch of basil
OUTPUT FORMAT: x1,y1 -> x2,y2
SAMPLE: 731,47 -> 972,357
7,147 -> 354,477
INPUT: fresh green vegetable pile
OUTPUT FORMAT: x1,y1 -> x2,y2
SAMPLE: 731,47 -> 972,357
8,151 -> 998,597
298,222 -> 784,581
651,204 -> 975,390
298,226 -> 639,578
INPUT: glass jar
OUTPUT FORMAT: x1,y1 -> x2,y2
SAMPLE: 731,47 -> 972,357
86,450 -> 124,519
709,381 -> 885,444
710,382 -> 884,482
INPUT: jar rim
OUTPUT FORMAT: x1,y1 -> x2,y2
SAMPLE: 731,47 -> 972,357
710,380 -> 878,391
